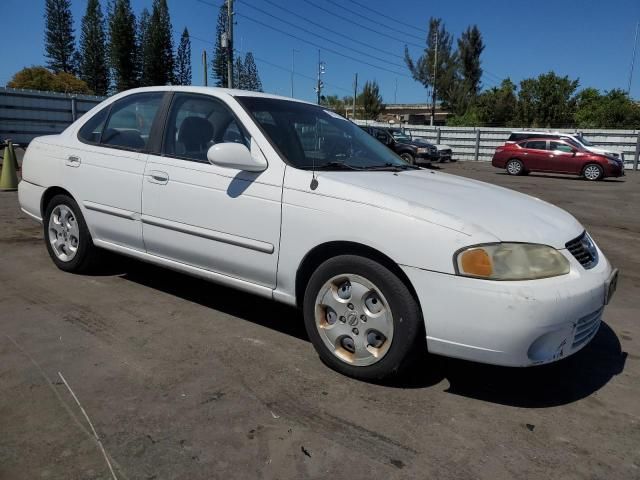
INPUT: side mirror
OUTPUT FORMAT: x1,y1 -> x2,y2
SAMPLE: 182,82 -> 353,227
207,139 -> 267,172
572,149 -> 577,156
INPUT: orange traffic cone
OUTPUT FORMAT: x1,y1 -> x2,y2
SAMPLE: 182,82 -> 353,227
0,142 -> 19,191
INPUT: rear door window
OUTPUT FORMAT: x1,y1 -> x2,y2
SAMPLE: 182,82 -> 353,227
101,92 -> 164,151
524,140 -> 548,151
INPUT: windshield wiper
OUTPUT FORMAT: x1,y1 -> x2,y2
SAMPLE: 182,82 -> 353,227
300,161 -> 365,171
361,163 -> 421,171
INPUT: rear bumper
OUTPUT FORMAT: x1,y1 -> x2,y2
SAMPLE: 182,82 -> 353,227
18,180 -> 45,223
402,246 -> 613,367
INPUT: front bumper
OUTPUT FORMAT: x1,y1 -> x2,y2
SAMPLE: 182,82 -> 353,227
402,246 -> 614,367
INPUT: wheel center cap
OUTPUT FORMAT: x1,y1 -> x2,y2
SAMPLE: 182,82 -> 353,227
347,313 -> 358,326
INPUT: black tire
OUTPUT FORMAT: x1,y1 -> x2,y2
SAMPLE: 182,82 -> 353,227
400,152 -> 415,164
43,194 -> 100,273
506,158 -> 525,176
303,255 -> 425,381
582,163 -> 604,181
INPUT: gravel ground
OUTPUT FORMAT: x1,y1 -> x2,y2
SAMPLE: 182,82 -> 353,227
0,161 -> 638,480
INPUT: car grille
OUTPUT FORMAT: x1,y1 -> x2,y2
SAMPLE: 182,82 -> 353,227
565,232 -> 598,269
572,308 -> 602,349
439,149 -> 452,156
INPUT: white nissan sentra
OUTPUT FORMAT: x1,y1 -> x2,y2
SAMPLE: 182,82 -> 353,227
18,87 -> 618,380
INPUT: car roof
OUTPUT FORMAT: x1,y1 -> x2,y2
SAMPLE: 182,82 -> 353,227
111,85 -> 318,106
517,137 -> 572,142
510,130 -> 578,137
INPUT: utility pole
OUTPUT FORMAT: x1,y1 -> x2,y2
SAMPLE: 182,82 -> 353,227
226,0 -> 234,88
202,50 -> 208,86
315,50 -> 325,104
291,48 -> 298,97
430,30 -> 438,126
352,73 -> 358,119
628,21 -> 639,95
394,77 -> 398,104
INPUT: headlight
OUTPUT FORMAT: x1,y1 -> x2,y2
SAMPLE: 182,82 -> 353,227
416,147 -> 431,154
455,243 -> 570,280
607,158 -> 620,165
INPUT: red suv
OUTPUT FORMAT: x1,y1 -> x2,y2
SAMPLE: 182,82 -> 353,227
492,138 -> 625,181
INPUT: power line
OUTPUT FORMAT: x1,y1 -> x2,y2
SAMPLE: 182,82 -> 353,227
258,0 -> 404,61
301,0 -> 425,49
239,0 -> 407,69
190,33 -> 353,94
196,0 -> 411,77
324,0 -> 425,43
344,0 -> 426,34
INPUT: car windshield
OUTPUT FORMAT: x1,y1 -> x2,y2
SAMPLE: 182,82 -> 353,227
574,134 -> 593,147
236,96 -> 411,170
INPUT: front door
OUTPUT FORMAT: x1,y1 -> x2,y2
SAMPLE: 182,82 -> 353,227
548,141 -> 579,173
141,92 -> 283,288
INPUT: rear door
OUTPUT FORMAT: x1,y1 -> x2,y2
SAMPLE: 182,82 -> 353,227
68,91 -> 165,250
522,140 -> 549,171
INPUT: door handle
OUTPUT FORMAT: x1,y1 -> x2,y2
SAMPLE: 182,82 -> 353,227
147,170 -> 169,185
65,155 -> 81,167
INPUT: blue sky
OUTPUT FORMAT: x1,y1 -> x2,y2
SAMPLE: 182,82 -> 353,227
1,0 -> 639,103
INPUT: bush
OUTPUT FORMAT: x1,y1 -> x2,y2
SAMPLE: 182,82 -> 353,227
7,66 -> 92,94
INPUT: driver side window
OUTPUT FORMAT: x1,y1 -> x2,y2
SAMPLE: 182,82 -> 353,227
163,93 -> 249,163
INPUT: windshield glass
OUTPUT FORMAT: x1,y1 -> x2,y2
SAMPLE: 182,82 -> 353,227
575,134 -> 593,146
236,96 -> 409,170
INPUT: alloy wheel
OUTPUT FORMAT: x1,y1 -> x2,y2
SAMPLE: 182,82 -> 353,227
48,204 -> 80,262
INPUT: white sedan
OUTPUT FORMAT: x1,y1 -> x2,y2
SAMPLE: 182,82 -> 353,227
18,87 -> 618,380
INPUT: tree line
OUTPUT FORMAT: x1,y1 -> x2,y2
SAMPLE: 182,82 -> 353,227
406,17 -> 640,129
8,0 -> 262,96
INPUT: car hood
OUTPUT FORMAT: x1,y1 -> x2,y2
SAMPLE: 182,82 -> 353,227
319,169 -> 583,248
399,139 -> 434,148
586,146 -> 622,156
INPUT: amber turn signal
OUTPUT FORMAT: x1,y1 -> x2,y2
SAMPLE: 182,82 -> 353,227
459,248 -> 493,277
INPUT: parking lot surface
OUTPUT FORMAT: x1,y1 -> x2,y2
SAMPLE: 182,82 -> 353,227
1,162 -> 638,479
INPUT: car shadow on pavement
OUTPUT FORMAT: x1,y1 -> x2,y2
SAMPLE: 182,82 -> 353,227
118,258 -> 309,342
495,172 -> 626,183
113,257 -> 626,408
389,322 -> 627,408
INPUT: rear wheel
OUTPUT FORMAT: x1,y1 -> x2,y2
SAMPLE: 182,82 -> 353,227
44,194 -> 100,273
583,163 -> 604,181
303,255 -> 425,380
506,158 -> 525,176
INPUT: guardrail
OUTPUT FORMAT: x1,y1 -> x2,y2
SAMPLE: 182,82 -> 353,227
354,120 -> 640,170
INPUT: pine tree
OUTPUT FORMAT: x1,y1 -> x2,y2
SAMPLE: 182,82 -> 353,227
243,52 -> 262,92
234,56 -> 246,89
44,0 -> 76,73
359,80 -> 384,120
108,0 -> 138,91
211,5 -> 229,87
136,8 -> 151,86
143,0 -> 175,85
405,18 -> 458,109
457,25 -> 485,97
79,0 -> 109,95
175,28 -> 192,86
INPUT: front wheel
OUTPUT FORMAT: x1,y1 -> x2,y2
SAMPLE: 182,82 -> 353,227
400,152 -> 415,164
303,255 -> 425,380
583,163 -> 604,181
